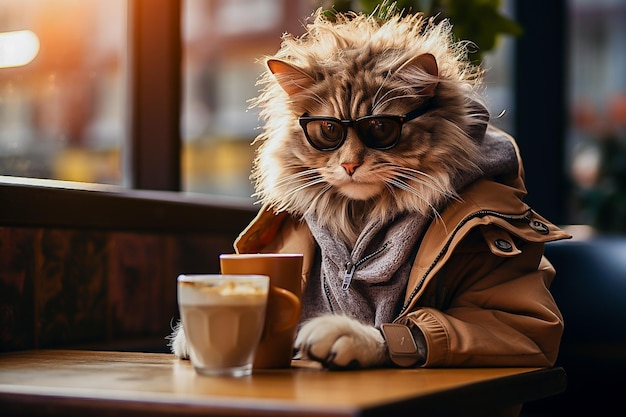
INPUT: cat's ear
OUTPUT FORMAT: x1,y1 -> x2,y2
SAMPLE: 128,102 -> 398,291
267,59 -> 316,96
397,53 -> 439,97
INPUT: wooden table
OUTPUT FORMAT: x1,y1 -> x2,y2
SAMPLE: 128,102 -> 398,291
0,350 -> 566,417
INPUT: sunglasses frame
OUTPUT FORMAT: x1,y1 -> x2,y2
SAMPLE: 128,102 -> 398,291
298,99 -> 433,151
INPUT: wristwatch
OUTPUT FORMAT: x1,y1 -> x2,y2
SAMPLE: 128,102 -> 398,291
380,323 -> 423,367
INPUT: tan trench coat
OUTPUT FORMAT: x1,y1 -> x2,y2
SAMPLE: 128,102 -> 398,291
234,133 -> 571,368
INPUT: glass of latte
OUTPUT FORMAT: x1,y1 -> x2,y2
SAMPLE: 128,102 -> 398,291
177,274 -> 269,377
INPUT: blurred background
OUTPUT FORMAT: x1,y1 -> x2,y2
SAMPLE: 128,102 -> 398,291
1,3 -> 624,415
1,0 -> 625,233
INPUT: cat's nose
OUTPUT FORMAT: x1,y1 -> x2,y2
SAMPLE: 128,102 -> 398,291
341,162 -> 361,176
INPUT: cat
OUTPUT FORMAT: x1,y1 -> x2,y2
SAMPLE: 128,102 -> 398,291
252,14 -> 486,247
171,8 -> 568,370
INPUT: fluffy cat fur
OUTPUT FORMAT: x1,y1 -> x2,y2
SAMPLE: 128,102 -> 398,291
251,9 -> 488,245
172,9 -> 491,368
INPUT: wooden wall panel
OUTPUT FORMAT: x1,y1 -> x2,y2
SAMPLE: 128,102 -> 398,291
0,227 -> 36,351
0,227 -> 238,353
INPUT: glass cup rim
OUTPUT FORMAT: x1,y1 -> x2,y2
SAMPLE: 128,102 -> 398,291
177,273 -> 270,284
219,253 -> 303,259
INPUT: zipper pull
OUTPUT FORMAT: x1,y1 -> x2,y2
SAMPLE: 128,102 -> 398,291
342,262 -> 357,291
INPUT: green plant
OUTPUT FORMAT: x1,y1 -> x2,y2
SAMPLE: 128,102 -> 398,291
319,0 -> 522,64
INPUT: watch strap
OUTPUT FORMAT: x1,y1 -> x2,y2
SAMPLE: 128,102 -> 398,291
380,323 -> 422,367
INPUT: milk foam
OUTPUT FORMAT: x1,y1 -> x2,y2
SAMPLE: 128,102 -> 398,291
178,275 -> 268,306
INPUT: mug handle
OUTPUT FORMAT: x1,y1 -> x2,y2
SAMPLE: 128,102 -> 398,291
265,286 -> 301,335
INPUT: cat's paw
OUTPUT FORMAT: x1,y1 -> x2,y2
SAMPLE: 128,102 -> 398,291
168,321 -> 190,359
294,314 -> 386,369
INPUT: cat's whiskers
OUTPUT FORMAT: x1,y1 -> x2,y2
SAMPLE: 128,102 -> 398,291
303,184 -> 333,217
371,83 -> 428,112
384,177 -> 427,201
298,88 -> 327,107
283,177 -> 327,198
371,85 -> 405,111
373,92 -> 427,113
279,183 -> 333,220
374,162 -> 456,222
393,172 -> 445,198
384,177 -> 442,219
257,169 -> 319,205
267,169 -> 332,213
377,162 -> 440,187
271,168 -> 320,187
371,70 -> 392,111
392,166 -> 458,200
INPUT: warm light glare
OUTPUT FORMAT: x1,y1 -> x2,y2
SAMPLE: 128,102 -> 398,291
0,30 -> 40,69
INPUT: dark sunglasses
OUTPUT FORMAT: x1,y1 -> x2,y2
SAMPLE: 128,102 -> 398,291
298,100 -> 433,151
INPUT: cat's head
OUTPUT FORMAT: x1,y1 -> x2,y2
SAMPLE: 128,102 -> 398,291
251,11 -> 489,244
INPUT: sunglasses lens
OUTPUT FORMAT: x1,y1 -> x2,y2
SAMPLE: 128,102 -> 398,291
356,118 -> 401,149
305,120 -> 345,150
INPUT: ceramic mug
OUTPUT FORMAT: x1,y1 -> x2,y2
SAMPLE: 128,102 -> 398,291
220,253 -> 303,368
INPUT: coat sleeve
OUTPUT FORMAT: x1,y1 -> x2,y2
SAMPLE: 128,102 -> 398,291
401,229 -> 564,367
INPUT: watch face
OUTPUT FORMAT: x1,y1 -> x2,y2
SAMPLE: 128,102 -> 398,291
381,324 -> 422,367
382,324 -> 417,354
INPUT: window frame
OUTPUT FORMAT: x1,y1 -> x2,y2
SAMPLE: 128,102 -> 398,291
0,0 -> 255,232
127,0 -> 181,191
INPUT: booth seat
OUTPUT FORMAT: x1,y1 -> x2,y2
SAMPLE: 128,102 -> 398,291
522,233 -> 626,416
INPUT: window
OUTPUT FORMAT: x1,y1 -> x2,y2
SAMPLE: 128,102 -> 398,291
0,0 -> 518,200
0,0 -> 126,185
181,0 -> 310,200
567,0 -> 626,231
3,0 -> 625,234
